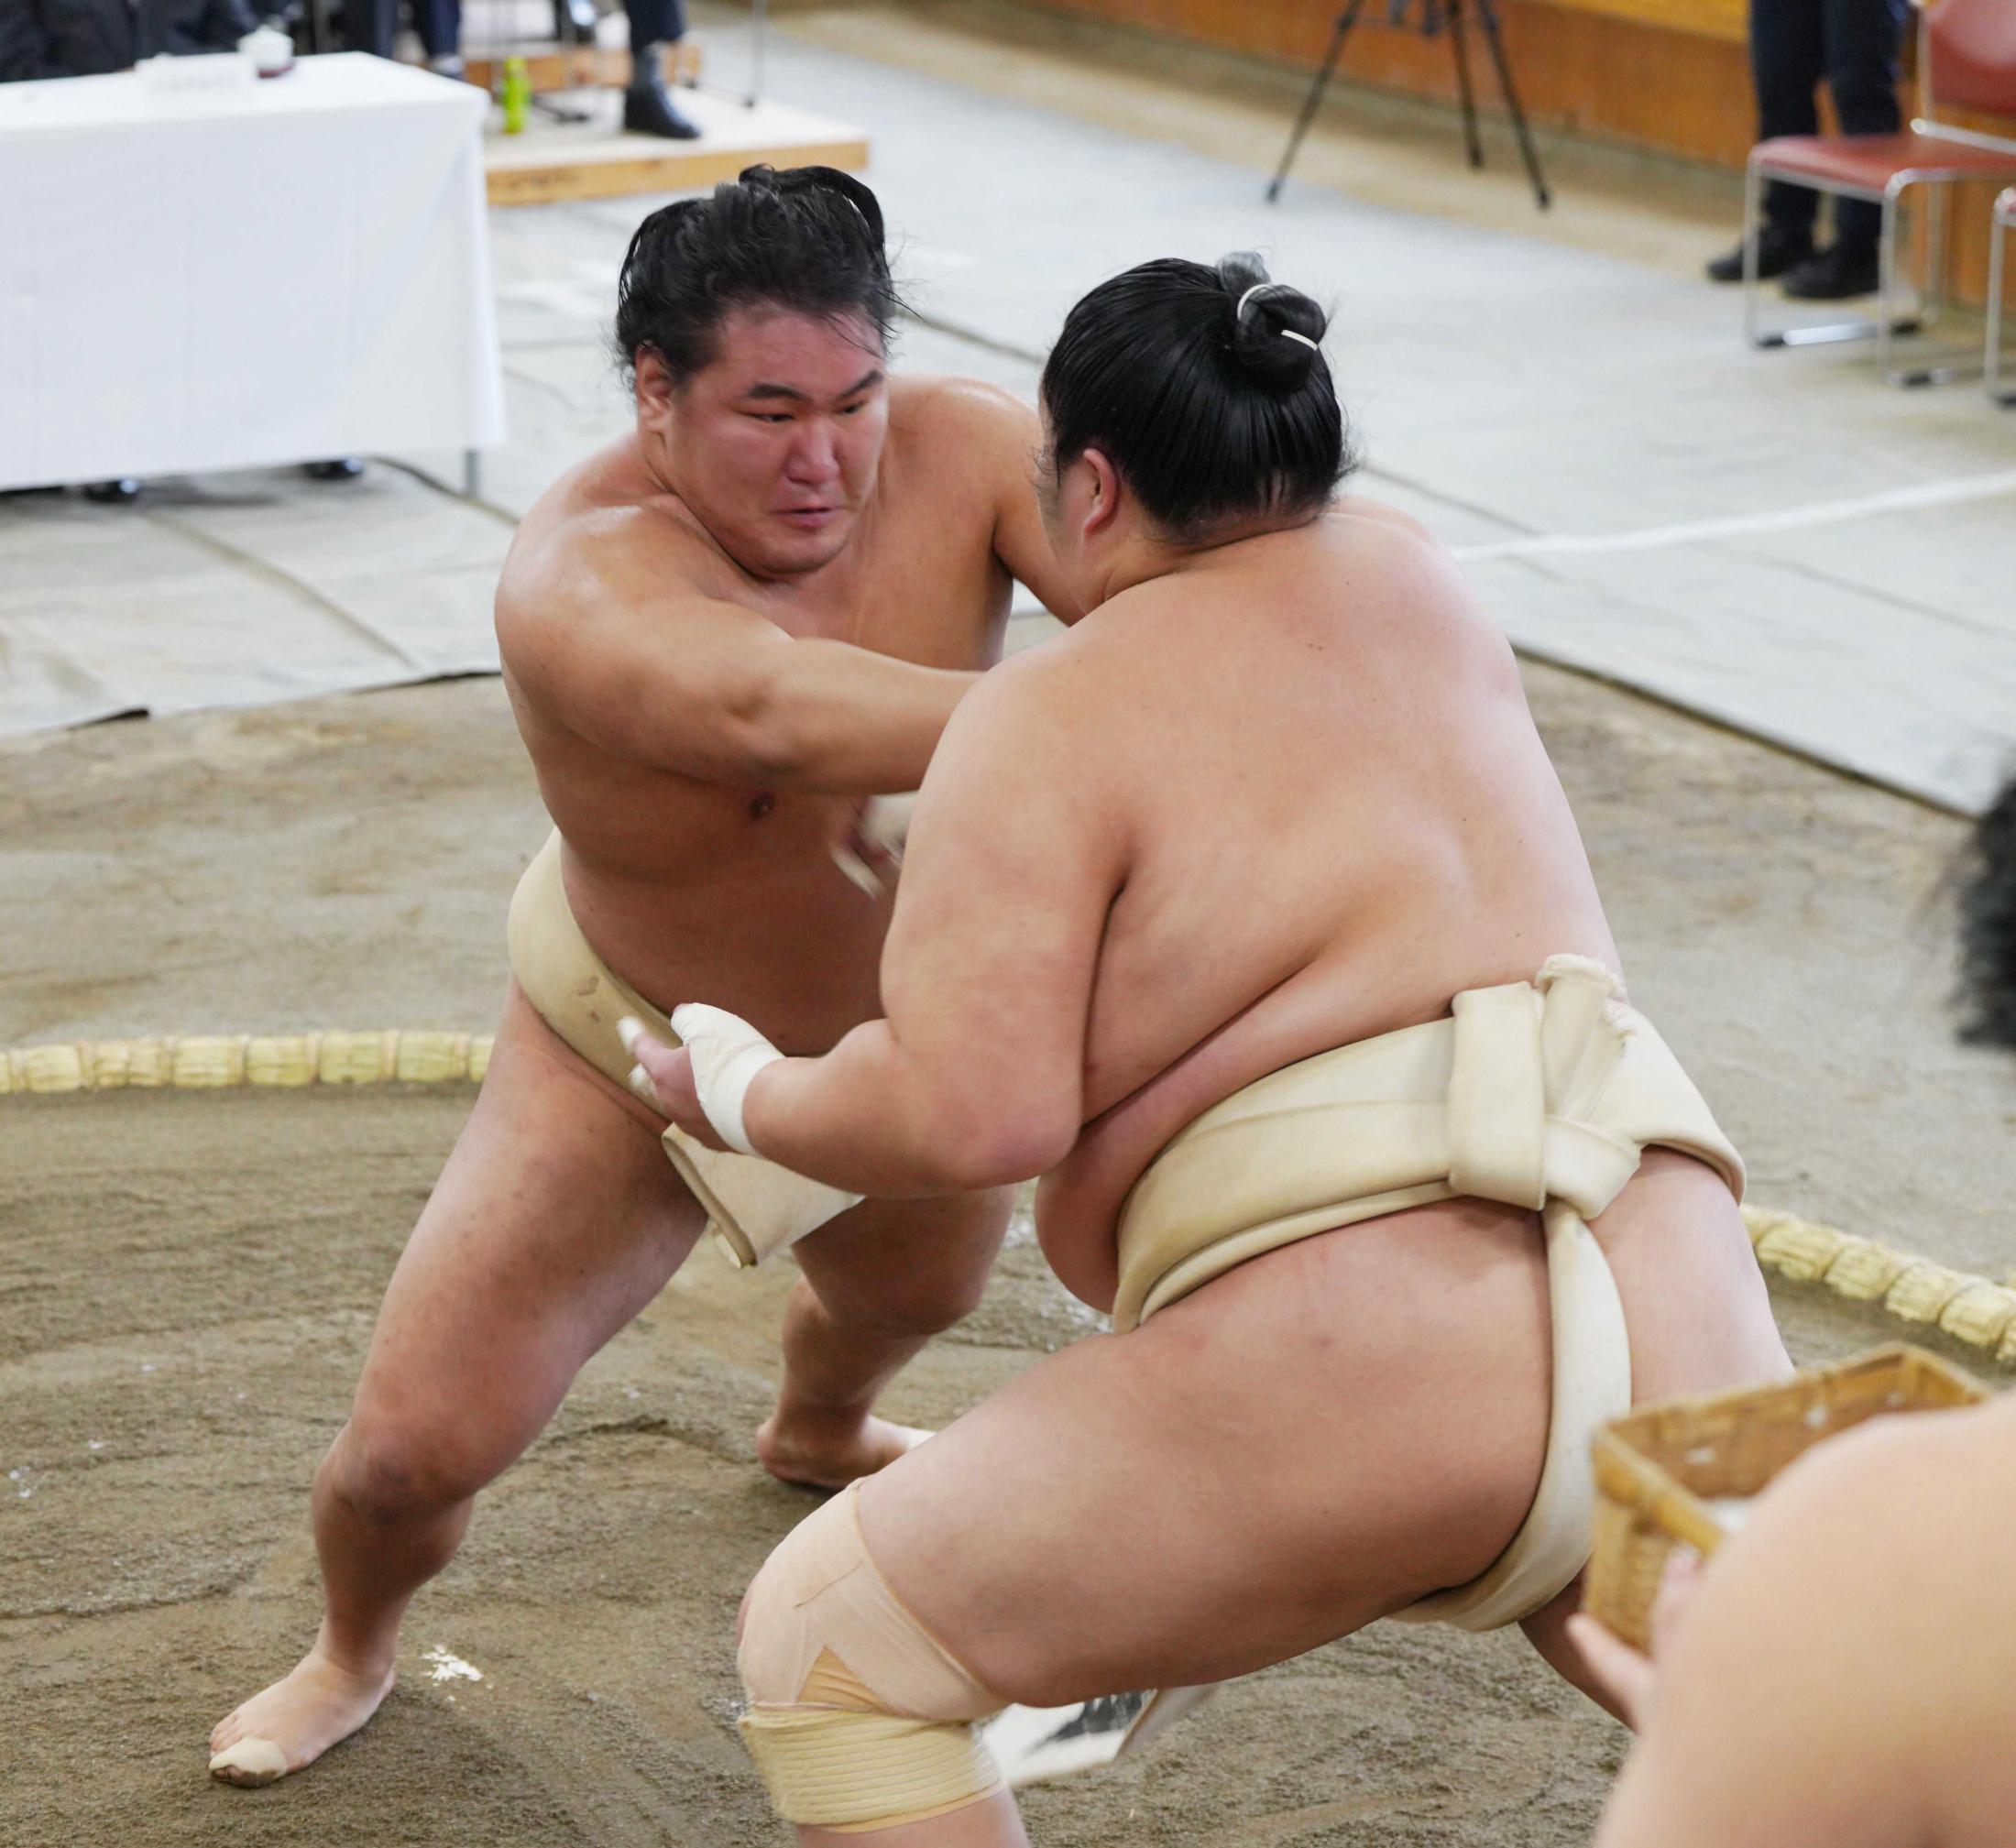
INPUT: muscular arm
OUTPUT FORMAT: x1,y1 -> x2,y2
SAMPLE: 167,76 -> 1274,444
933,381 -> 1087,629
736,646 -> 1123,1195
500,508 -> 977,793
1594,1422 -> 1956,1848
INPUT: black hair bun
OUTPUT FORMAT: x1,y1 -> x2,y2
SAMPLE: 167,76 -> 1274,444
1217,252 -> 1327,390
739,163 -> 887,257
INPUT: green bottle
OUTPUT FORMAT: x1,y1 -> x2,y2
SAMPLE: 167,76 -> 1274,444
501,54 -> 530,135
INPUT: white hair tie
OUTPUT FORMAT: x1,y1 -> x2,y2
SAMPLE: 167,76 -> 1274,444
1234,282 -> 1321,355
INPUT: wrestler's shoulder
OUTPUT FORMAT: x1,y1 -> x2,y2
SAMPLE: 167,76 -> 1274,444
499,494 -> 716,633
1317,501 -> 1510,655
885,374 -> 1037,457
1329,494 -> 1436,546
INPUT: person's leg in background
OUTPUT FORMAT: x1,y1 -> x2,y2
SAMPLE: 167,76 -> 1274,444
1781,0 -> 1907,298
341,0 -> 397,56
411,0 -> 462,76
1708,0 -> 1825,281
622,0 -> 698,138
553,0 -> 598,49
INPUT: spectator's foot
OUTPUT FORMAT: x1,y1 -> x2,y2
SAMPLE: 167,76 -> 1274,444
623,71 -> 700,138
553,0 -> 597,38
302,459 -> 366,482
1704,225 -> 1811,283
1781,243 -> 1880,301
428,53 -> 466,78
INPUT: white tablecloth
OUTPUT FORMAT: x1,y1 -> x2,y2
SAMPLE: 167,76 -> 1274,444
0,54 -> 506,489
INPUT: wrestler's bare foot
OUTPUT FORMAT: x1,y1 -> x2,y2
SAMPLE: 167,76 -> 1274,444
755,1408 -> 931,1492
208,1638 -> 395,1786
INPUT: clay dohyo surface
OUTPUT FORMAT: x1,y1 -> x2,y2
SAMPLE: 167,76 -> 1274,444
3,662 -> 2008,1845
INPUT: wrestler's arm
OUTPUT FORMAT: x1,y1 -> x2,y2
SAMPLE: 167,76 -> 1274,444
1592,1429 -> 1942,1848
499,511 -> 976,793
739,647 -> 1119,1194
949,384 -> 1088,628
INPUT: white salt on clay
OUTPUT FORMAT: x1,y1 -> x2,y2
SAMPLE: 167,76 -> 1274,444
423,1646 -> 483,1684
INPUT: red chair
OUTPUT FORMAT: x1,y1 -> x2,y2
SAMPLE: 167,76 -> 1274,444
1743,0 -> 2016,386
1991,185 -> 2014,402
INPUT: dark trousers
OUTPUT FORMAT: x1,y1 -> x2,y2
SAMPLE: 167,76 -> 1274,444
343,0 -> 679,70
1750,0 -> 1906,250
624,0 -> 684,49
343,0 -> 458,59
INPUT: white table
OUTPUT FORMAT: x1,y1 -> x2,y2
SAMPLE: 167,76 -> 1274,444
0,54 -> 505,494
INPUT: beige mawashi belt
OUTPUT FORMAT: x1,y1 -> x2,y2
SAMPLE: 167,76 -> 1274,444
1115,955 -> 1745,1629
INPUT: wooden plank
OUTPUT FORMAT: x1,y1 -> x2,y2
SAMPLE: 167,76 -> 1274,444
465,43 -> 630,92
462,36 -> 702,95
483,90 -> 870,206
487,133 -> 870,204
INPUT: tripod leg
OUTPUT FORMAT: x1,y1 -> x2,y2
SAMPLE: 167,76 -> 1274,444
1473,0 -> 1552,209
1447,0 -> 1484,169
1266,0 -> 1368,204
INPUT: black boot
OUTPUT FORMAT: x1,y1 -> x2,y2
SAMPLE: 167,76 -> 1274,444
623,40 -> 698,137
1781,242 -> 1881,301
1705,224 -> 1812,283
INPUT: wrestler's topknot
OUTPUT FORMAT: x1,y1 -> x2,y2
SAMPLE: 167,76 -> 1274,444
613,165 -> 900,384
1040,254 -> 1354,544
1956,771 -> 2016,1054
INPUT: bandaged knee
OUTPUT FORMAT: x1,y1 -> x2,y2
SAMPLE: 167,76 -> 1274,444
738,1484 -> 1006,1832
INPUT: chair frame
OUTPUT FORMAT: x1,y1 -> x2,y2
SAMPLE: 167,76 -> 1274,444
1991,186 -> 2014,403
1743,0 -> 2016,387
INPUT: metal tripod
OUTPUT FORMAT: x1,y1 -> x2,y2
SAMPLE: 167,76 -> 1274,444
1266,0 -> 1551,211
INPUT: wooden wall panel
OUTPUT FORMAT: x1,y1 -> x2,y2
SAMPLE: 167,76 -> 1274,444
1557,0 -> 1744,40
1933,107 -> 2016,315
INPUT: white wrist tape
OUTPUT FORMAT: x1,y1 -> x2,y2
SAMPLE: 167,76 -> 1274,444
859,791 -> 918,858
671,1003 -> 783,1157
831,791 -> 920,897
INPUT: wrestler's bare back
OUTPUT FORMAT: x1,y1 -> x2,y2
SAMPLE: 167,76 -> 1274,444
988,509 -> 1593,1275
497,376 -> 1030,1046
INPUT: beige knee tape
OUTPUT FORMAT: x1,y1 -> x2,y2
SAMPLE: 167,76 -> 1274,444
738,1484 -> 1006,1831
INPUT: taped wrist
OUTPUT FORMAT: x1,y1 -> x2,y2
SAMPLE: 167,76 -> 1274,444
669,1003 -> 782,1155
738,1484 -> 1007,1831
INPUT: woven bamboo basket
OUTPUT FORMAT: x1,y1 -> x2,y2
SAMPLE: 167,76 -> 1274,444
1584,1343 -> 1987,1649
